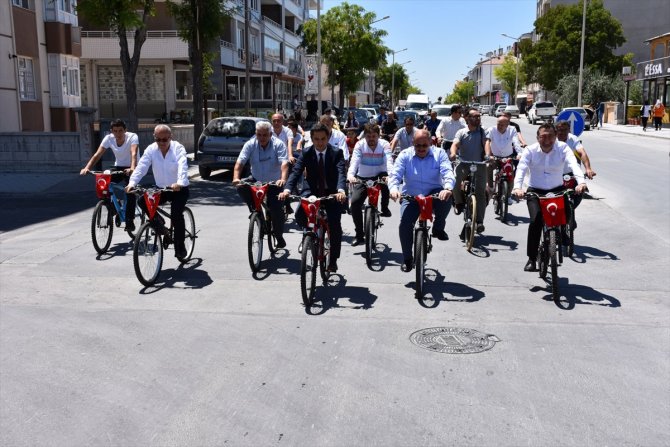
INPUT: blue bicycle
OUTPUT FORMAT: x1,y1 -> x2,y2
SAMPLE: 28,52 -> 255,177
88,170 -> 144,254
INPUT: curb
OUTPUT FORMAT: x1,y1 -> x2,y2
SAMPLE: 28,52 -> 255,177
597,126 -> 670,140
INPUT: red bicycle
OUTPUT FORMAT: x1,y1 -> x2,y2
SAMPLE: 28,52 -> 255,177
354,177 -> 387,270
492,156 -> 515,223
402,193 -> 440,300
290,194 -> 336,307
238,180 -> 282,273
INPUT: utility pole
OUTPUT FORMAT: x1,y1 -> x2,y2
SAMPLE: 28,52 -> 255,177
577,0 -> 587,106
316,0 -> 322,118
245,0 -> 251,113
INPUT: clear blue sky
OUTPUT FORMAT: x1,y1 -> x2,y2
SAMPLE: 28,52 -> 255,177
321,0 -> 538,102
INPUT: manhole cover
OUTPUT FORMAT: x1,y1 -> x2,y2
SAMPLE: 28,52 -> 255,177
410,327 -> 499,354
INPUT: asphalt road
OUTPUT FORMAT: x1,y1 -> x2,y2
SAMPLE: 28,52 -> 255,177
1,116 -> 669,446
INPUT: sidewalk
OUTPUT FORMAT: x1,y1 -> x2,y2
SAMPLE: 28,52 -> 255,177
597,122 -> 670,140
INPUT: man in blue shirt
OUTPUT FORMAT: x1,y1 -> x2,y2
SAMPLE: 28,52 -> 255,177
376,106 -> 387,125
389,129 -> 455,272
233,121 -> 289,248
423,110 -> 441,137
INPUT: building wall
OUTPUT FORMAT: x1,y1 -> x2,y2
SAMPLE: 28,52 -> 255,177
0,132 -> 80,171
0,1 -> 21,132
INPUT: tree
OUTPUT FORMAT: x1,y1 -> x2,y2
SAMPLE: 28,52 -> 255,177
493,54 -> 525,101
300,2 -> 387,109
375,63 -> 412,103
445,80 -> 475,105
77,0 -> 156,130
523,0 -> 632,91
554,68 -> 625,108
167,0 -> 230,157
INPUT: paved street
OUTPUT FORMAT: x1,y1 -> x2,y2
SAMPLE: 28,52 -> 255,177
1,117 -> 669,446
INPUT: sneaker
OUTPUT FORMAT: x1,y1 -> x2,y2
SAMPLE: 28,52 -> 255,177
476,223 -> 485,234
431,229 -> 449,241
401,258 -> 413,272
453,203 -> 464,215
162,230 -> 173,249
380,208 -> 392,218
327,261 -> 338,272
125,222 -> 136,233
275,235 -> 286,249
524,258 -> 538,272
351,237 -> 364,247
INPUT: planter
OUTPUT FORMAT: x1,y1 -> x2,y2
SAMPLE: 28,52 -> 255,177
628,118 -> 640,125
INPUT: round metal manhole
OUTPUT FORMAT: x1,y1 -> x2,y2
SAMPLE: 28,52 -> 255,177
410,327 -> 499,354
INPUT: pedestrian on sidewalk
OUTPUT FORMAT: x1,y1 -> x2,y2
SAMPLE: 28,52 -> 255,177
640,100 -> 651,131
596,101 -> 605,128
652,99 -> 665,131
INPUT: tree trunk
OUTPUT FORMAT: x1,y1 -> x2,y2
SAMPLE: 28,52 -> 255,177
190,41 -> 204,160
117,14 -> 148,132
338,78 -> 346,114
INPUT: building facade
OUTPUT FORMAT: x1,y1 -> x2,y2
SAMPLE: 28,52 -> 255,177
636,32 -> 669,107
1,0 -> 82,132
468,52 -> 504,106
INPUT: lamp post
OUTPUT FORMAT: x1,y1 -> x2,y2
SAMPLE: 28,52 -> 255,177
501,33 -> 522,105
395,60 -> 411,107
390,47 -> 407,109
577,0 -> 587,106
371,15 -> 390,25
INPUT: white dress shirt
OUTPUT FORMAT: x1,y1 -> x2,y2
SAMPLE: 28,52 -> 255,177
513,141 -> 585,191
329,128 -> 349,161
435,116 -> 466,141
487,126 -> 519,157
129,140 -> 190,188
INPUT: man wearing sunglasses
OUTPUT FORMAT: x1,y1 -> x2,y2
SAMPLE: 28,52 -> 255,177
389,129 -> 455,273
127,124 -> 190,260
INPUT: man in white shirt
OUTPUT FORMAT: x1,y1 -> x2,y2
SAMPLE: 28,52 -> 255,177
346,123 -> 394,246
486,116 -> 520,203
512,124 -> 587,272
271,113 -> 293,146
320,114 -> 349,161
80,118 -> 139,232
435,105 -> 466,151
127,124 -> 190,260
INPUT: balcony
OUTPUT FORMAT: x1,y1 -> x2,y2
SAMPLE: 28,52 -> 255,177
81,30 -> 188,59
237,48 -> 260,67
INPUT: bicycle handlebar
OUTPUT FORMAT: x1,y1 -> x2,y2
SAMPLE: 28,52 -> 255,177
128,186 -> 173,195
401,193 -> 442,201
237,180 -> 281,187
87,169 -> 126,176
287,194 -> 338,203
523,189 -> 574,200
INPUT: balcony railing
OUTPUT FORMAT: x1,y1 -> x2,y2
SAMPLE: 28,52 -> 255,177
262,15 -> 281,29
81,30 -> 179,38
237,48 -> 260,66
221,40 -> 234,49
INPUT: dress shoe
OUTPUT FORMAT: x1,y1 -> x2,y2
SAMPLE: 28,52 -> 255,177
476,223 -> 485,234
453,203 -> 464,215
380,208 -> 392,218
125,222 -> 135,233
275,235 -> 286,249
162,231 -> 173,249
175,245 -> 187,261
432,229 -> 449,241
524,259 -> 538,272
351,237 -> 364,247
327,261 -> 338,272
401,258 -> 413,272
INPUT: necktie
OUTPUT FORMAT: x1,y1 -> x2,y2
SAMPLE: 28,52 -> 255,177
318,152 -> 326,197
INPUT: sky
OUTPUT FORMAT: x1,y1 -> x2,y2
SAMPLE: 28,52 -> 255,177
321,0 -> 538,102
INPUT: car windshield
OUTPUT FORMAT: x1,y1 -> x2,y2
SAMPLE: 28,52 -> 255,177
206,119 -> 256,138
536,102 -> 554,108
406,102 -> 428,110
435,109 -> 451,117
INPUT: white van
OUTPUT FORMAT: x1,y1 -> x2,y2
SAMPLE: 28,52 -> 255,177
405,94 -> 430,117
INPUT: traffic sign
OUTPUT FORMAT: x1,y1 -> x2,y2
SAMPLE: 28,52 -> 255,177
556,110 -> 585,136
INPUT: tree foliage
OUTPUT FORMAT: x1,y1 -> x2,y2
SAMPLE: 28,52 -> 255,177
77,0 -> 156,130
300,2 -> 387,108
375,63 -> 414,102
523,0 -> 632,91
167,0 -> 230,153
554,68 -> 625,108
493,54 -> 525,100
445,80 -> 475,105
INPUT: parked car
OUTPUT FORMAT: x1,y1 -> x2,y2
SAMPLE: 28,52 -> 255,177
360,107 -> 377,120
527,101 -> 557,124
363,104 -> 381,114
503,105 -> 520,118
197,116 -> 268,179
559,107 -> 591,130
491,102 -> 508,116
395,110 -> 420,125
432,104 -> 451,118
494,105 -> 507,117
479,105 -> 491,115
340,108 -> 372,132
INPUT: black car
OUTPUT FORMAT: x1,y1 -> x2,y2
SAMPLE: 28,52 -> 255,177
196,116 -> 268,179
340,108 -> 373,133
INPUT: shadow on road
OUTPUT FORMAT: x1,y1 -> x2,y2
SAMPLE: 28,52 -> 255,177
568,244 -> 619,264
306,275 -> 378,315
530,277 -> 621,310
139,257 -> 213,293
503,212 -> 530,226
405,268 -> 486,308
0,192 -> 98,233
252,249 -> 301,279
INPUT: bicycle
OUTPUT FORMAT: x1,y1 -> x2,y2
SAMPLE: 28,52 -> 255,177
491,156 -> 516,224
238,180 -> 282,273
401,193 -> 440,300
525,190 -> 573,305
561,174 -> 583,258
353,177 -> 386,270
130,186 -> 197,286
87,170 -> 144,254
289,194 -> 336,307
455,159 -> 489,251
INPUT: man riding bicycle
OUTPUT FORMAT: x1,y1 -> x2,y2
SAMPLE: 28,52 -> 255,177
435,105 -> 466,152
80,118 -> 139,232
486,115 -> 521,205
389,129 -> 455,273
390,116 -> 416,158
347,123 -> 393,246
233,121 -> 289,248
512,123 -> 587,272
126,124 -> 190,260
449,108 -> 491,234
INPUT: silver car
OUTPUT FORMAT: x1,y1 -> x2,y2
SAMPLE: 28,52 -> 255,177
494,105 -> 507,117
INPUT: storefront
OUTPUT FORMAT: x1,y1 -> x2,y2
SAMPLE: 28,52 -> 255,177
637,32 -> 670,108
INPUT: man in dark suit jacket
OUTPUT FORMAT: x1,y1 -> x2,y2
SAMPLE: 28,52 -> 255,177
280,123 -> 347,272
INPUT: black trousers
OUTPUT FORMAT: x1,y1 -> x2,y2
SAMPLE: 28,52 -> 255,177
653,116 -> 663,130
139,187 -> 190,250
526,186 -> 569,259
237,179 -> 285,238
349,173 -> 390,238
111,168 -> 136,227
295,197 -> 343,260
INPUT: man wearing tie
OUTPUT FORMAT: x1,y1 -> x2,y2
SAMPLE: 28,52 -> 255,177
279,123 -> 347,272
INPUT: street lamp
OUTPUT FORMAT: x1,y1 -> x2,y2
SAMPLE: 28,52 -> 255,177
390,47 -> 407,110
577,0 -> 587,106
501,33 -> 522,105
371,15 -> 390,25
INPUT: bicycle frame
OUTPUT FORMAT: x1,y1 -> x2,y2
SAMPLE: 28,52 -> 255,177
93,171 -> 130,222
493,157 -> 515,184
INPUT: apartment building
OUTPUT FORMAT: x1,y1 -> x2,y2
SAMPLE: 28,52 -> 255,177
636,32 -> 669,106
79,0 -> 309,122
469,52 -> 504,106
1,0 -> 82,132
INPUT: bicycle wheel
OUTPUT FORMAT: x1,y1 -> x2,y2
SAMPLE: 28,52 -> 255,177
91,200 -> 114,254
180,206 -> 196,262
414,230 -> 426,299
319,230 -> 331,283
265,210 -> 278,254
538,229 -> 548,279
493,181 -> 502,216
126,202 -> 146,238
549,229 -> 560,303
500,181 -> 509,223
247,212 -> 263,273
300,234 -> 317,306
133,222 -> 163,286
466,194 -> 477,251
565,210 -> 575,258
364,207 -> 376,269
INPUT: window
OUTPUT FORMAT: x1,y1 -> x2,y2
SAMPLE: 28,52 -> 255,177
18,57 -> 36,100
12,0 -> 32,9
250,0 -> 259,11
285,46 -> 296,62
58,0 -> 76,14
225,75 -> 271,101
264,37 -> 281,61
175,70 -> 193,100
